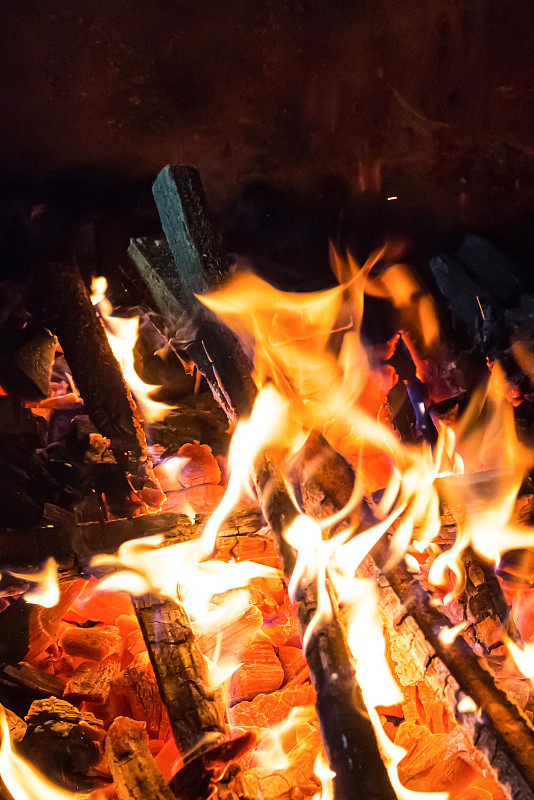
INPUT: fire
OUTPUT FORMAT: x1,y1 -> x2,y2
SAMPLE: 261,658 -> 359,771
8,558 -> 60,608
312,749 -> 336,800
8,242 -> 534,800
0,707 -> 75,800
90,277 -> 173,423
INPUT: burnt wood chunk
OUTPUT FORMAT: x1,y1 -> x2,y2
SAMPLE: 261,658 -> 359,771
64,655 -> 121,704
152,165 -> 225,304
128,235 -> 255,421
18,697 -> 105,792
0,322 -> 56,400
29,262 -> 164,507
106,716 -> 176,800
131,593 -> 226,757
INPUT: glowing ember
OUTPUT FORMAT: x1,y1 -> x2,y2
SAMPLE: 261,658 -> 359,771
4,235 -> 534,800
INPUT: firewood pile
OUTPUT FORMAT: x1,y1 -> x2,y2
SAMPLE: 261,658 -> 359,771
2,164 -> 534,800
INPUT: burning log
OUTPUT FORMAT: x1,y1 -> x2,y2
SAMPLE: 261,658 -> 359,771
131,593 -> 227,754
128,228 -> 256,423
297,445 -> 534,798
0,508 -> 264,579
137,163 -> 398,800
133,595 -> 255,798
131,591 -> 254,799
364,542 -> 534,800
255,456 -> 397,800
28,262 -> 164,508
105,715 -> 176,800
17,697 -> 106,792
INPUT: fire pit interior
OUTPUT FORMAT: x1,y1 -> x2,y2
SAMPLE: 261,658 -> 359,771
3,4 -> 534,800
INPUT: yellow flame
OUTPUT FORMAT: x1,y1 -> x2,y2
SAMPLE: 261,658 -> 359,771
0,707 -> 76,800
505,637 -> 534,681
312,748 -> 336,800
8,558 -> 60,608
367,704 -> 449,800
251,705 -> 317,773
457,696 -> 479,714
90,277 -> 173,423
438,621 -> 468,647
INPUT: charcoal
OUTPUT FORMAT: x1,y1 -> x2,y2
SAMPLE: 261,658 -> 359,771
18,697 -> 105,792
2,663 -> 65,698
429,252 -> 494,334
0,320 -> 56,400
147,401 -> 230,456
0,599 -> 30,663
455,235 -> 522,303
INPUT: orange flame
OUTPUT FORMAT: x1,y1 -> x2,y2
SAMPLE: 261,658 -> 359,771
8,558 -> 60,608
90,277 -> 173,423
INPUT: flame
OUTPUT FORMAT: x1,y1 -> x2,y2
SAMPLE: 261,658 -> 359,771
90,277 -> 172,423
153,456 -> 191,492
251,704 -> 317,773
505,637 -> 534,681
312,749 -> 336,800
0,707 -> 75,800
438,622 -> 468,647
457,696 -> 479,714
8,558 -> 60,608
92,534 -> 277,629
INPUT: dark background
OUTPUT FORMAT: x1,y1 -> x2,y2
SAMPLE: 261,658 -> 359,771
3,0 -> 534,277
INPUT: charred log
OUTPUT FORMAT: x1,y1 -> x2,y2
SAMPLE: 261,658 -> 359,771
369,541 -> 534,800
0,508 -> 264,580
255,455 -> 396,800
28,262 -> 164,508
129,166 -> 256,421
131,593 -> 227,755
131,593 -> 254,799
17,697 -> 106,792
105,716 -> 176,800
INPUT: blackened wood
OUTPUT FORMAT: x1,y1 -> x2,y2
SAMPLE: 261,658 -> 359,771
460,545 -> 521,646
128,236 -> 256,421
152,166 -> 225,304
1,663 -> 65,698
0,508 -> 264,578
143,164 -> 396,800
131,593 -> 227,756
169,736 -> 255,800
0,322 -> 56,400
29,262 -> 164,507
0,599 -> 30,662
255,456 -> 396,800
18,697 -> 105,792
371,541 -> 534,800
105,716 -> 176,800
